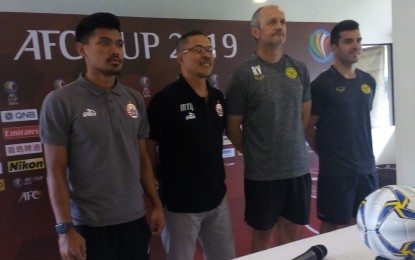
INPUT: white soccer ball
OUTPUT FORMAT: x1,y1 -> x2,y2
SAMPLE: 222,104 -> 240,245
356,185 -> 415,260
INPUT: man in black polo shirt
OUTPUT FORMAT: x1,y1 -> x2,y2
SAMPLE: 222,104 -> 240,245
147,30 -> 235,260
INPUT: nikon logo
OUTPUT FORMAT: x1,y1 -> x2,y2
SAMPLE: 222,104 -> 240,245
7,158 -> 44,173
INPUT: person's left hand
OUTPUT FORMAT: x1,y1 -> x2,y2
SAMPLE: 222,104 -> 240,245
148,205 -> 164,235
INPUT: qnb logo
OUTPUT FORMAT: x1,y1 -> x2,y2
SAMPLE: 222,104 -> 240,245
19,190 -> 42,202
309,29 -> 333,63
222,148 -> 235,158
8,158 -> 45,173
1,109 -> 38,123
82,109 -> 97,118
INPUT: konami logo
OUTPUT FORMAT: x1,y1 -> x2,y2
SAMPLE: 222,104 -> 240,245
0,179 -> 5,191
1,109 -> 38,123
2,125 -> 39,140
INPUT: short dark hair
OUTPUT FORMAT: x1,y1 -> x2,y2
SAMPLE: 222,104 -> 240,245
75,12 -> 121,43
330,20 -> 359,45
176,30 -> 206,52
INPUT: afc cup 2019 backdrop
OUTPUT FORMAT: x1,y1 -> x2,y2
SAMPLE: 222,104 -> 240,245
0,12 -> 334,259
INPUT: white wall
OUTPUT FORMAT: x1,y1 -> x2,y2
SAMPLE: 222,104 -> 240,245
0,0 -> 392,44
392,0 -> 415,186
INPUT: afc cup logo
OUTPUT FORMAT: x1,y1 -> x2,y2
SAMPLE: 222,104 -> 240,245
139,76 -> 151,98
210,74 -> 219,84
309,29 -> 333,63
139,76 -> 151,88
210,74 -> 220,89
13,178 -> 24,188
3,81 -> 18,94
3,80 -> 19,106
54,79 -> 66,89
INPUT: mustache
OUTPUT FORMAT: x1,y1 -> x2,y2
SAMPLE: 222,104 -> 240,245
107,54 -> 122,63
272,29 -> 285,36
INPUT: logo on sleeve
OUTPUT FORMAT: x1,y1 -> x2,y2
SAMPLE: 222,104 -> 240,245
336,86 -> 346,92
82,109 -> 96,117
361,84 -> 372,94
251,65 -> 265,80
185,112 -> 196,120
286,67 -> 298,79
126,102 -> 139,118
216,102 -> 223,117
180,103 -> 196,120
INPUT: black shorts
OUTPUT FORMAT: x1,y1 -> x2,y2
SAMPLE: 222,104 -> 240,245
244,173 -> 312,231
75,216 -> 151,260
317,173 -> 379,225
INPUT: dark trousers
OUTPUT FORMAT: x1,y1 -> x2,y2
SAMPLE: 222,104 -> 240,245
75,216 -> 151,260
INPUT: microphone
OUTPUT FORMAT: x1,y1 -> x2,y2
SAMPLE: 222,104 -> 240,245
292,245 -> 328,260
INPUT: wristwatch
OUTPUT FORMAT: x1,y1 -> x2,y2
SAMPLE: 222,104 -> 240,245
55,223 -> 74,234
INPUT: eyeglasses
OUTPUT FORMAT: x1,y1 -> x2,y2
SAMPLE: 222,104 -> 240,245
180,46 -> 215,55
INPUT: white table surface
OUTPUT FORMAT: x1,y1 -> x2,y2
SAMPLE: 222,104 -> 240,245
234,225 -> 378,260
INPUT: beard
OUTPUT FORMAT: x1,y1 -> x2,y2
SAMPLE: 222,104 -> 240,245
98,65 -> 123,77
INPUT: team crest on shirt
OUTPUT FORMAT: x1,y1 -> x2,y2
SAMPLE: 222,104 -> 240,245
180,103 -> 196,120
361,84 -> 371,94
125,102 -> 139,118
285,67 -> 298,79
251,65 -> 265,80
216,101 -> 224,117
336,86 -> 346,92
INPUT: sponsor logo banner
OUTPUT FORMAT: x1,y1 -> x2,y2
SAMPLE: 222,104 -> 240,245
5,142 -> 43,156
18,190 -> 42,202
223,135 -> 232,146
13,175 -> 45,188
222,148 -> 235,158
1,109 -> 38,123
2,125 -> 39,140
0,179 -> 5,191
7,158 -> 45,173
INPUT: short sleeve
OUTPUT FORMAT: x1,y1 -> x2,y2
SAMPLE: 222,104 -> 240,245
310,77 -> 324,116
39,91 -> 71,146
147,93 -> 169,142
225,70 -> 247,116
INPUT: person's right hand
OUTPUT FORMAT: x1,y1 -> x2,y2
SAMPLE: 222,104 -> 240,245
58,229 -> 87,260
